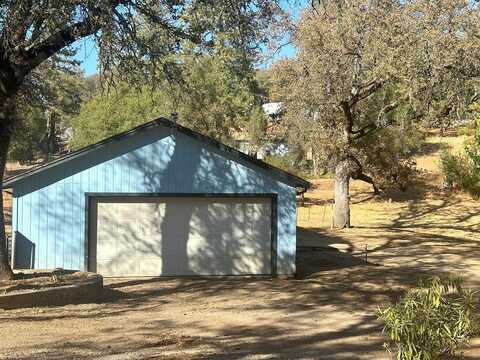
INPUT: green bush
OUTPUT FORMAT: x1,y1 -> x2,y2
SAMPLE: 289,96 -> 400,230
378,277 -> 479,360
360,126 -> 425,191
440,150 -> 480,198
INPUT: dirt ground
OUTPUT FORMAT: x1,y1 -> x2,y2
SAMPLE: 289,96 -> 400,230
0,270 -> 91,295
1,134 -> 480,359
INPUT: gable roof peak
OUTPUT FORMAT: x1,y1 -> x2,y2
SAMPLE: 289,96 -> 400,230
3,117 -> 311,190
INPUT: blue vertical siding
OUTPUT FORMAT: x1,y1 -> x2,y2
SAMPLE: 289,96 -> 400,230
12,125 -> 298,274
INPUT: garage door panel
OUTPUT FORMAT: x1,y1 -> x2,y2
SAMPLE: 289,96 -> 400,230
93,196 -> 273,276
136,222 -> 154,243
115,259 -> 140,277
138,259 -> 163,276
116,236 -> 138,256
189,255 -> 270,275
115,202 -> 139,219
133,241 -> 161,256
97,259 -> 117,277
235,254 -> 270,274
97,239 -> 117,261
235,241 -> 270,257
187,236 -> 225,255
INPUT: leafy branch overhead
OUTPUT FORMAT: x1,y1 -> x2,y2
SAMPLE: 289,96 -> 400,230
0,0 -> 284,94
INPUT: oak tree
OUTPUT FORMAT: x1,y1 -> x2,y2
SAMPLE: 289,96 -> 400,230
272,0 -> 480,228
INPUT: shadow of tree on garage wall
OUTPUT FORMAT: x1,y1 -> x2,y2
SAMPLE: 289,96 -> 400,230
88,135 -> 200,276
13,123 -> 297,275
90,130 -> 282,276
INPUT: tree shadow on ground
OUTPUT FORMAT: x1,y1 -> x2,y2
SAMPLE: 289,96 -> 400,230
352,189 -> 480,281
1,238 -> 478,359
296,226 -> 372,277
377,178 -> 441,203
1,258 -> 470,359
416,141 -> 448,156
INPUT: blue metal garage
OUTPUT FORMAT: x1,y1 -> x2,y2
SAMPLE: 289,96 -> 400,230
3,118 -> 310,276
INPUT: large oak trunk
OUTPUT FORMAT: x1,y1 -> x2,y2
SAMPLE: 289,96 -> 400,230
0,98 -> 15,280
333,159 -> 351,229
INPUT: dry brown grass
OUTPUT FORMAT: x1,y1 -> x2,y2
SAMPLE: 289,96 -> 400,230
297,133 -> 480,283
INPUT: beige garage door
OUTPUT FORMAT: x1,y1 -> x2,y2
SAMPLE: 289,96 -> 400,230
90,196 -> 272,276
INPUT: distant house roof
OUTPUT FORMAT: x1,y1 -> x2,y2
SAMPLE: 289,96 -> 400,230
3,117 -> 311,190
262,102 -> 283,117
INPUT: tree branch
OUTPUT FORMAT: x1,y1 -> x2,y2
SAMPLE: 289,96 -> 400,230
10,1 -> 34,45
352,100 -> 400,140
352,171 -> 380,194
349,80 -> 384,106
352,122 -> 376,139
348,155 -> 379,194
470,91 -> 480,105
340,100 -> 354,142
17,19 -> 100,76
133,3 -> 198,43
13,1 -> 127,77
28,15 -> 47,46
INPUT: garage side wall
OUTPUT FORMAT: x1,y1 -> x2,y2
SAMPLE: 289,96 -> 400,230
12,127 -> 297,274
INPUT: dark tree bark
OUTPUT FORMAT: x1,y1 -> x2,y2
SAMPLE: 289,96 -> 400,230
332,86 -> 395,229
40,110 -> 59,161
0,96 -> 15,280
333,155 -> 380,228
351,167 -> 380,195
